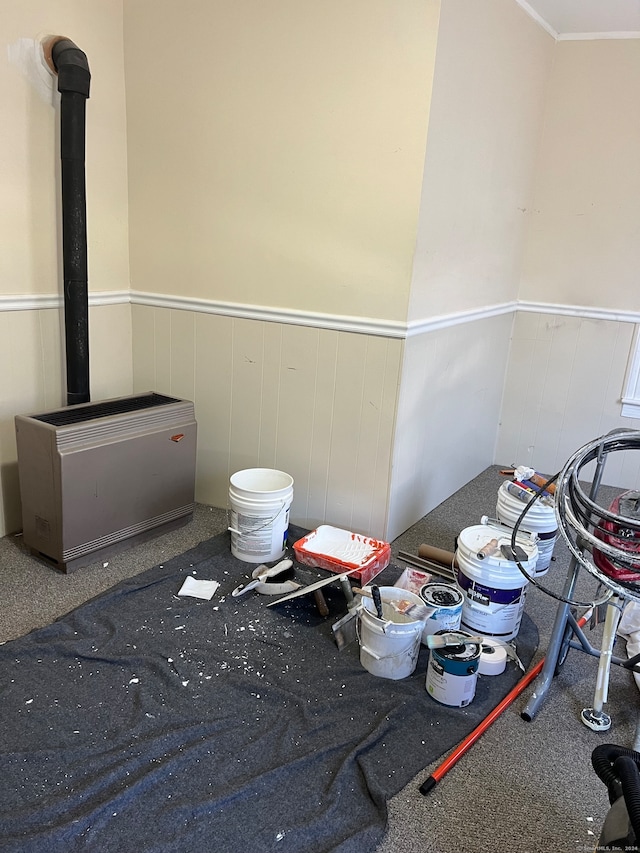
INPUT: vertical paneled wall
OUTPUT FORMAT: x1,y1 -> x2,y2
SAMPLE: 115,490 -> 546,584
132,306 -> 402,538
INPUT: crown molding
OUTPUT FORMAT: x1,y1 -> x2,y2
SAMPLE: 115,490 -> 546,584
558,31 -> 640,41
513,0 -> 558,39
513,1 -> 640,41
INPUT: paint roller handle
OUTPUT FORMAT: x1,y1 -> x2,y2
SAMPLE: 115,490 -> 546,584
529,472 -> 556,495
417,544 -> 459,569
371,586 -> 384,619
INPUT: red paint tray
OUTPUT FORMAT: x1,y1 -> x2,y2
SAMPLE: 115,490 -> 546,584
292,525 -> 390,585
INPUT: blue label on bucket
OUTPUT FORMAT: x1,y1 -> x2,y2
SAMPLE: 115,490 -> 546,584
537,529 -> 558,541
456,571 -> 524,606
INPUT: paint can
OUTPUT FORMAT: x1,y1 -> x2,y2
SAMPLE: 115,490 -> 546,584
425,631 -> 481,707
419,582 -> 463,645
358,586 -> 424,680
228,468 -> 294,563
496,481 -> 557,575
455,523 -> 538,641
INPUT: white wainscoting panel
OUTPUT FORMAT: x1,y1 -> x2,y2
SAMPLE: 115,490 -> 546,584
387,312 -> 514,540
132,306 -> 403,538
496,312 -> 640,488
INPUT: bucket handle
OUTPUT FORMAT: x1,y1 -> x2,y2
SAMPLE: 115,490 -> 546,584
357,617 -> 421,662
359,641 -> 420,663
227,500 -> 288,538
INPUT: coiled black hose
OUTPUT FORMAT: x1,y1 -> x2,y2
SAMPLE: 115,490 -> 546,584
509,429 -> 640,607
592,744 -> 640,843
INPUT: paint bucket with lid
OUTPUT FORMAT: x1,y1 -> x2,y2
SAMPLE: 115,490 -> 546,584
496,481 -> 557,575
229,468 -> 294,563
358,586 -> 424,680
455,522 -> 538,641
419,583 -> 463,645
426,631 -> 481,707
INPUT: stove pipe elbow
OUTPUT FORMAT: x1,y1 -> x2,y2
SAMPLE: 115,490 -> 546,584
45,36 -> 91,96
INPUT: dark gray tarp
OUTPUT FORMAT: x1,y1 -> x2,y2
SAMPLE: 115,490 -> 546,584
0,527 -> 537,853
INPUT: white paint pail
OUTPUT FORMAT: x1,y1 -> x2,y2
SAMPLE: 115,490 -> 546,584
496,481 -> 557,575
455,523 -> 538,641
426,632 -> 481,707
358,587 -> 424,680
419,583 -> 463,645
229,468 -> 294,563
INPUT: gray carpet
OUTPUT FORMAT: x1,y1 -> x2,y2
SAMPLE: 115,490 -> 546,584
1,467 -> 639,852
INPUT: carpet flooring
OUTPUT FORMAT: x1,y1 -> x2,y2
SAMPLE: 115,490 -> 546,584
0,521 -> 536,853
1,466 -> 639,852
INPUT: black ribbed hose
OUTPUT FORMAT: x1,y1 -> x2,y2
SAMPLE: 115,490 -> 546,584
50,37 -> 91,405
614,755 -> 640,844
592,743 -> 640,843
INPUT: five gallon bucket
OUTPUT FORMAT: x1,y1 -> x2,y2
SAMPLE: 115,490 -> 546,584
496,481 -> 557,576
358,587 -> 424,680
426,631 -> 481,707
455,523 -> 538,641
419,583 -> 463,645
229,468 -> 294,563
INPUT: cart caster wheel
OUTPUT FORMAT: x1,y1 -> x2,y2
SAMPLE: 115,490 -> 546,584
581,708 -> 611,732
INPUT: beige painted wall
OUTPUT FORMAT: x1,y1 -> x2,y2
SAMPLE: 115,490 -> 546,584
3,1 -> 637,546
408,0 -> 554,321
2,0 -> 130,297
498,39 -> 640,481
519,40 -> 640,311
388,0 -> 554,537
0,1 -> 132,537
124,0 -> 440,323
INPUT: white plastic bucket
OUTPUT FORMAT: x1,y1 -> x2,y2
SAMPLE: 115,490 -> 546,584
455,523 -> 538,641
229,468 -> 294,563
358,587 -> 424,680
496,481 -> 557,576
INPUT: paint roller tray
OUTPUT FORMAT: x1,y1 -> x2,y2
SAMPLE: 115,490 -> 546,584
292,525 -> 390,585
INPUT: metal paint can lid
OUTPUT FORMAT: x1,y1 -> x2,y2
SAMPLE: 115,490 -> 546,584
419,582 -> 463,609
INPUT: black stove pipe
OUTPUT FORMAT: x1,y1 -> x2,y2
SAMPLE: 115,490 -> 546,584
47,37 -> 91,405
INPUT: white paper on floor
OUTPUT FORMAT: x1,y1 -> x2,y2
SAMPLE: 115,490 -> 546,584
177,577 -> 220,600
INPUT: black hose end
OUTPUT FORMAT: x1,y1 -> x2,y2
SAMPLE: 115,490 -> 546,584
418,776 -> 437,796
51,38 -> 90,98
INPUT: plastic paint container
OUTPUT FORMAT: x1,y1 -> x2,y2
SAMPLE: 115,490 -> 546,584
228,468 -> 294,563
426,631 -> 481,707
496,481 -> 557,576
455,523 -> 538,641
358,586 -> 424,680
419,582 -> 463,645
